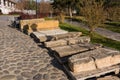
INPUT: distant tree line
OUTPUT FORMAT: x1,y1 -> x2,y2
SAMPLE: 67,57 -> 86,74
16,0 -> 120,35
51,0 -> 120,36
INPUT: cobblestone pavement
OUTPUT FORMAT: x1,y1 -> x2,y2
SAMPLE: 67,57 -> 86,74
0,20 -> 68,80
65,20 -> 120,42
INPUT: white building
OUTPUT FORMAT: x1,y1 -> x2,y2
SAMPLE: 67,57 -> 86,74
0,0 -> 16,14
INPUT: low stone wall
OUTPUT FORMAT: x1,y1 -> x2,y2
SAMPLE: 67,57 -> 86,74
20,19 -> 59,34
20,18 -> 45,30
36,20 -> 59,31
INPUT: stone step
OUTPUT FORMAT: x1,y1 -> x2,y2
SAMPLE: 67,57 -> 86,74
39,29 -> 68,36
44,39 -> 67,47
52,32 -> 82,40
30,32 -> 53,42
52,43 -> 102,57
68,48 -> 120,73
44,36 -> 90,48
31,31 -> 82,42
66,36 -> 90,45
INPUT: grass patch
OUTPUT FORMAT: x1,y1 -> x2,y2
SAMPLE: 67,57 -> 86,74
105,22 -> 120,26
101,22 -> 120,33
60,23 -> 120,50
91,33 -> 120,50
103,24 -> 120,33
65,16 -> 87,23
59,23 -> 89,36
66,16 -> 120,33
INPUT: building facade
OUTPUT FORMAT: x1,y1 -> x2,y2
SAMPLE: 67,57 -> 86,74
0,0 -> 16,14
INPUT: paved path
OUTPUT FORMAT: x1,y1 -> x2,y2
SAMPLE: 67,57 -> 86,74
0,20 -> 68,80
65,20 -> 120,41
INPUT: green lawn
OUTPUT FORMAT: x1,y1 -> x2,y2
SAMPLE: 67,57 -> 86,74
65,16 -> 87,23
66,16 -> 120,33
60,23 -> 120,50
102,22 -> 120,33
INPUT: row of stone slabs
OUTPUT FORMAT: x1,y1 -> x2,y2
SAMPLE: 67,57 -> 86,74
31,30 -> 120,80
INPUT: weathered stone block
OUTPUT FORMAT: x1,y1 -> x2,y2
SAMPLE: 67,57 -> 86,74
37,20 -> 59,30
69,57 -> 96,73
21,20 -> 59,33
107,50 -> 120,65
52,43 -> 102,57
53,32 -> 82,40
52,45 -> 89,57
52,46 -> 76,57
70,45 -> 89,53
91,48 -> 113,69
94,54 -> 112,69
111,53 -> 120,65
31,32 -> 47,42
20,18 -> 45,30
78,43 -> 102,50
69,48 -> 119,69
39,29 -> 68,36
31,32 -> 56,42
66,36 -> 90,45
69,32 -> 82,37
44,40 -> 67,47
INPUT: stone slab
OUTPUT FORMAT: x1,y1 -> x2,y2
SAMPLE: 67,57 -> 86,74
69,57 -> 96,73
44,39 -> 67,47
106,49 -> 120,66
52,46 -> 76,57
39,29 -> 68,36
32,32 -> 45,38
66,36 -> 90,45
94,54 -> 112,69
92,48 -> 119,69
78,43 -> 103,50
68,48 -> 120,73
52,43 -> 102,57
52,45 -> 89,57
73,64 -> 120,80
53,32 -> 82,40
31,32 -> 48,42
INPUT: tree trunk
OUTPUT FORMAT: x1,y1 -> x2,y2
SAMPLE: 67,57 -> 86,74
69,7 -> 72,18
89,27 -> 95,38
59,12 -> 65,23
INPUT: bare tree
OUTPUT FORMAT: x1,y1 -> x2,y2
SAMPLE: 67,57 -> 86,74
106,0 -> 120,22
16,0 -> 26,11
39,0 -> 52,16
79,0 -> 107,36
16,0 -> 36,11
107,7 -> 120,21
